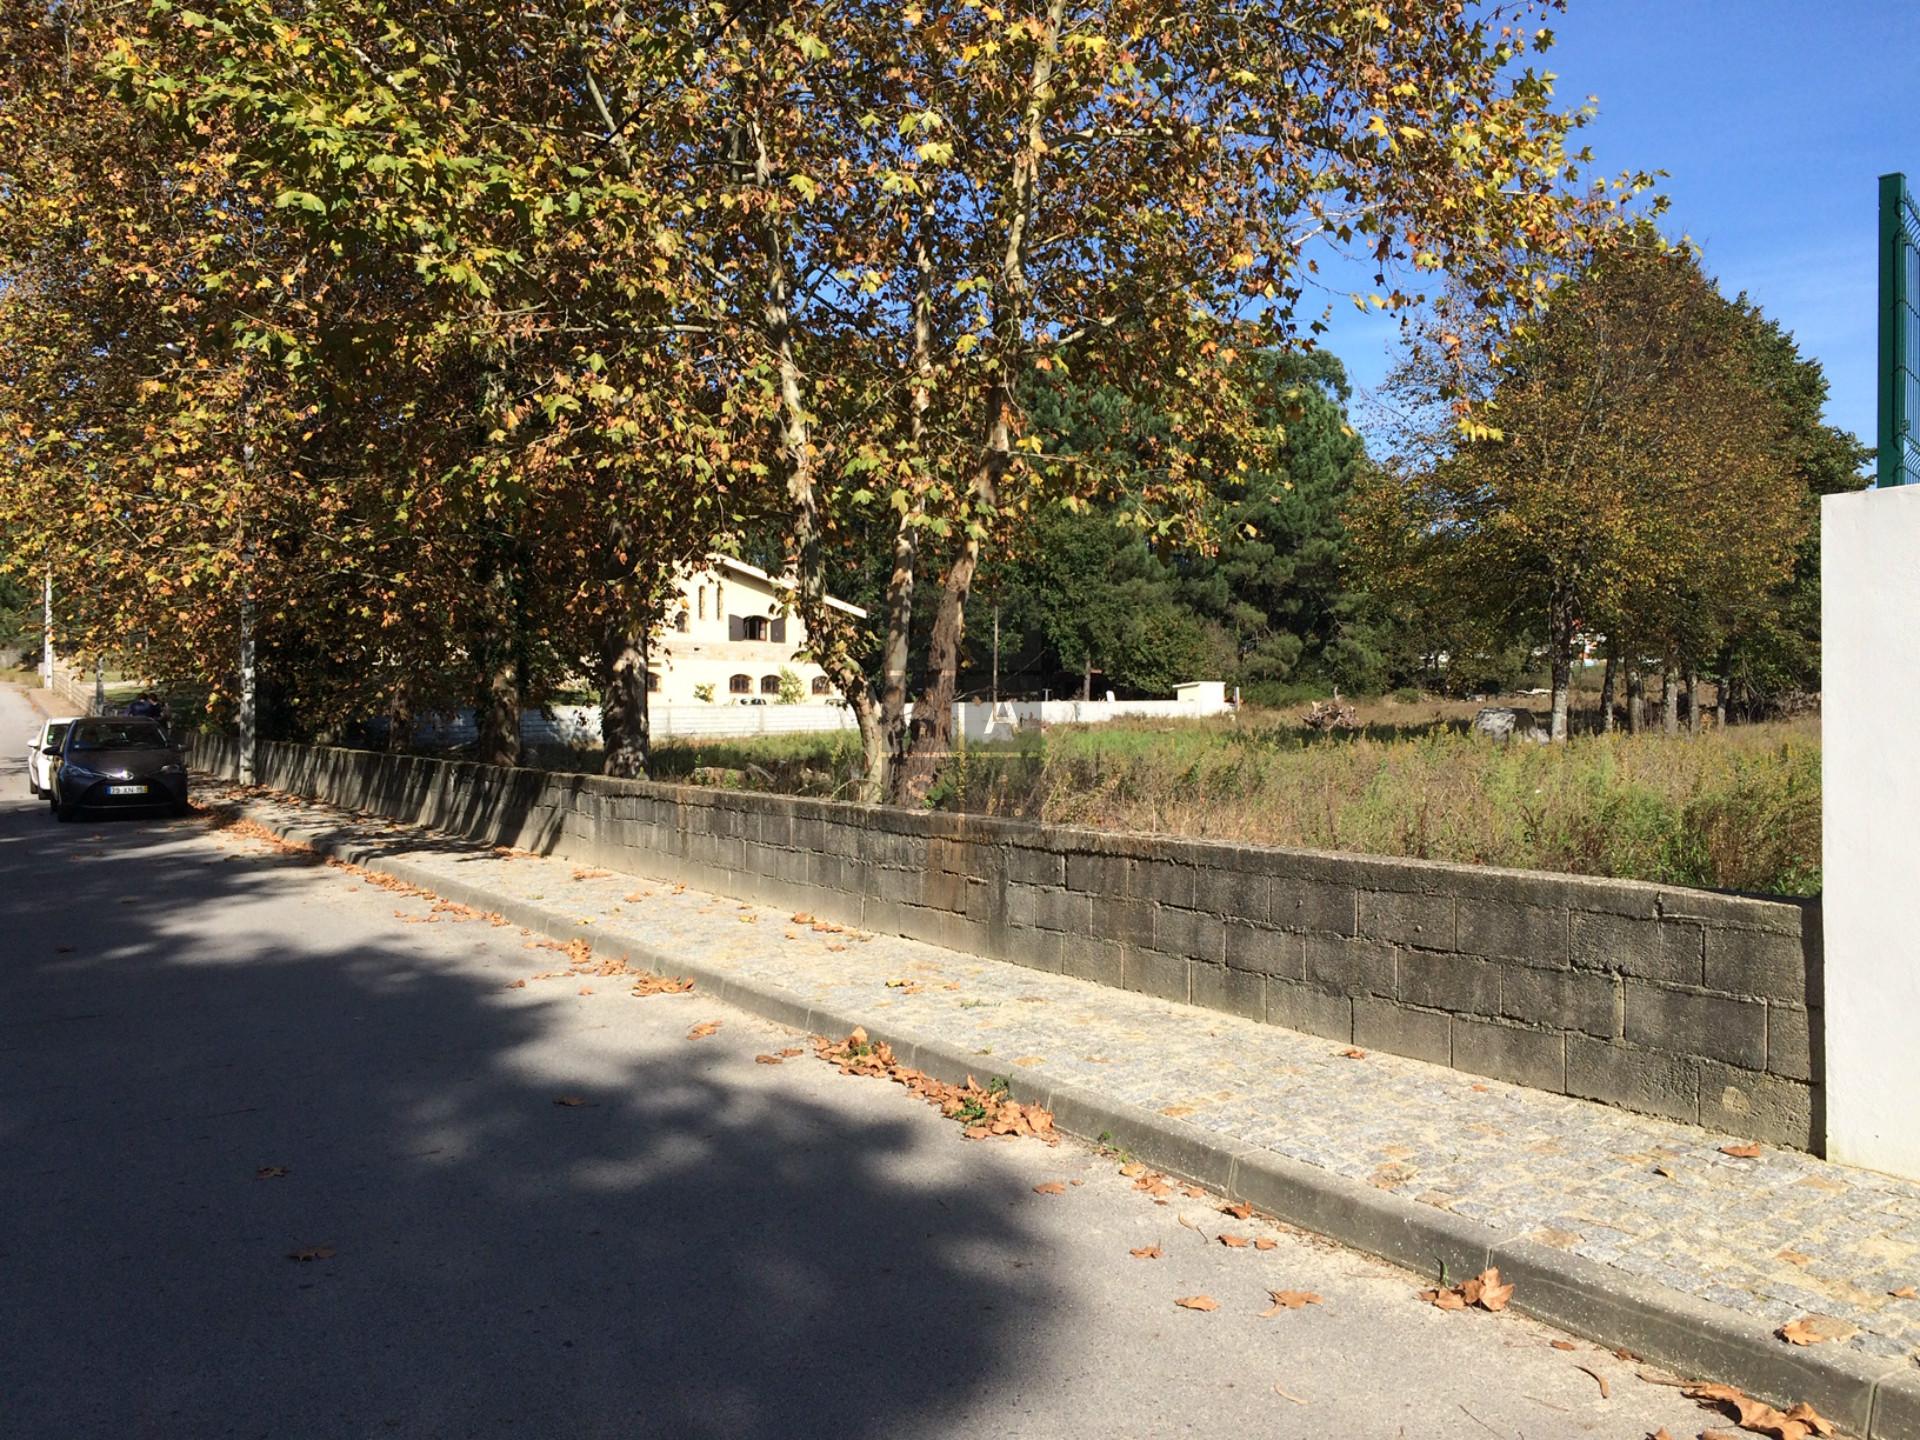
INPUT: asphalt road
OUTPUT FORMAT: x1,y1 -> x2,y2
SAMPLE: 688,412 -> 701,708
0,683 -> 1723,1440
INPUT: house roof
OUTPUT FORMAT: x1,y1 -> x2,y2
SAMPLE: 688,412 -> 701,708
708,554 -> 868,619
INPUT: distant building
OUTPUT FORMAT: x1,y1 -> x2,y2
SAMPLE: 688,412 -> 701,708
650,557 -> 865,706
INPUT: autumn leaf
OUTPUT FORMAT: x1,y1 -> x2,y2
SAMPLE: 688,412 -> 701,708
1261,1290 -> 1323,1315
1129,1245 -> 1162,1259
1254,1236 -> 1277,1251
1422,1267 -> 1513,1312
1032,1181 -> 1065,1196
1119,1163 -> 1146,1178
1219,1233 -> 1251,1248
1720,1143 -> 1763,1159
1339,1047 -> 1367,1060
1891,1285 -> 1918,1299
552,1095 -> 590,1107
1221,1202 -> 1253,1220
286,1246 -> 335,1262
1549,1340 -> 1574,1351
254,1166 -> 289,1180
686,1021 -> 722,1040
777,1047 -> 803,1058
1174,1295 -> 1218,1312
1776,1315 -> 1855,1347
1684,1382 -> 1835,1439
754,1054 -> 784,1065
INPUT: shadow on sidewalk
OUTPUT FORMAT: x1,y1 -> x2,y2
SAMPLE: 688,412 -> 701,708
0,785 -> 1045,1438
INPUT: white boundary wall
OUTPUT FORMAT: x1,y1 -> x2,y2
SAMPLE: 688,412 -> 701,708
1822,486 -> 1920,1179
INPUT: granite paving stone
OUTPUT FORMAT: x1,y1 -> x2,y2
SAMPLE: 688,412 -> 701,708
212,781 -> 1920,1374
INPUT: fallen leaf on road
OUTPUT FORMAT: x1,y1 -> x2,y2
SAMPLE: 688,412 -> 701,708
792,912 -> 814,924
777,1047 -> 803,1058
1684,1382 -> 1834,1439
1119,1162 -> 1146,1178
1575,1364 -> 1610,1399
630,974 -> 694,997
687,1021 -> 722,1040
1174,1295 -> 1218,1312
1720,1143 -> 1763,1159
1261,1290 -> 1323,1315
1220,1233 -> 1250,1248
287,1246 -> 335,1262
552,1095 -> 590,1107
1550,1340 -> 1575,1351
1777,1315 -> 1855,1347
1130,1245 -> 1162,1259
1033,1181 -> 1065,1196
754,1054 -> 785,1065
1421,1267 -> 1513,1313
1891,1286 -> 1918,1299
1338,1047 -> 1367,1059
507,979 -> 527,989
1222,1202 -> 1254,1220
577,986 -> 593,995
1271,1382 -> 1309,1406
254,1166 -> 289,1180
1254,1237 -> 1277,1251
1160,1105 -> 1195,1118
1182,1185 -> 1207,1199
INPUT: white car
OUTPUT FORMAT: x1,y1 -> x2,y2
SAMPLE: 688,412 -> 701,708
26,716 -> 78,800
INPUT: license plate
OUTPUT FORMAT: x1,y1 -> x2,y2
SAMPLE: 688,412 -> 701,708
106,784 -> 148,796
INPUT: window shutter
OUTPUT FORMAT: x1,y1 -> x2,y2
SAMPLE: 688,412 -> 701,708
728,614 -> 743,641
771,617 -> 787,645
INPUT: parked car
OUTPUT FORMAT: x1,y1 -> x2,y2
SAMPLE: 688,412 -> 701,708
50,717 -> 189,821
26,717 -> 77,800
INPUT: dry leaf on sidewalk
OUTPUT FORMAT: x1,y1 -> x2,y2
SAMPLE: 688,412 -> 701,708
686,1021 -> 722,1040
1129,1245 -> 1162,1259
1174,1295 -> 1218,1312
1338,1047 -> 1367,1059
1260,1290 -> 1322,1316
1720,1143 -> 1763,1159
1220,1233 -> 1251,1248
754,1054 -> 784,1065
1221,1202 -> 1254,1220
1254,1236 -> 1277,1251
1033,1181 -> 1065,1196
1684,1382 -> 1834,1439
1890,1285 -> 1918,1299
1777,1315 -> 1855,1347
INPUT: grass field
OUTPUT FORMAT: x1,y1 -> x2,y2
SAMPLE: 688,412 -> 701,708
636,701 -> 1821,898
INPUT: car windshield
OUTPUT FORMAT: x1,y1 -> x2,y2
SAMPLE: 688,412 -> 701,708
68,720 -> 171,751
45,723 -> 69,747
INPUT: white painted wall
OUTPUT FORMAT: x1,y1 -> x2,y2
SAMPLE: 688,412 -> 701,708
1822,486 -> 1920,1180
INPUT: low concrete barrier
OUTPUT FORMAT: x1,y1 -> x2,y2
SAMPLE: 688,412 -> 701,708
190,734 -> 1823,1150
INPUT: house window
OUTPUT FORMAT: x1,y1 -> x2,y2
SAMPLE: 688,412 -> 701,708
646,671 -> 661,693
697,586 -> 706,620
674,609 -> 689,633
760,674 -> 781,695
811,676 -> 831,696
742,615 -> 768,641
729,674 -> 751,694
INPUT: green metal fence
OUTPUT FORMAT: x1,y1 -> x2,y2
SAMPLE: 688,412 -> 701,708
1880,172 -> 1920,488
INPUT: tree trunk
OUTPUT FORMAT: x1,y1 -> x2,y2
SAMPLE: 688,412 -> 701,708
1628,670 -> 1644,735
1715,673 -> 1729,731
1082,652 -> 1092,702
1547,593 -> 1574,743
1686,668 -> 1701,738
474,553 -> 521,768
894,0 -> 1066,805
1599,642 -> 1618,735
599,613 -> 651,779
386,678 -> 413,755
1661,667 -> 1678,737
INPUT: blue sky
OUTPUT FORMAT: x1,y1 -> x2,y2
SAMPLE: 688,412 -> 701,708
1322,0 -> 1920,451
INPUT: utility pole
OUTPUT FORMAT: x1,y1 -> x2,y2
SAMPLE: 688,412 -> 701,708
991,601 -> 1001,705
41,568 -> 52,690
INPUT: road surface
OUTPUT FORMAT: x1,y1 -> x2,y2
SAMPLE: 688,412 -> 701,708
0,683 -> 1722,1439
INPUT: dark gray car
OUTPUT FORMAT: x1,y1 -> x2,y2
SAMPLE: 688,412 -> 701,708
51,717 -> 190,821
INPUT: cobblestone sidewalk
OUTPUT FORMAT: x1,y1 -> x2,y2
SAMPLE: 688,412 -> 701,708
208,783 -> 1920,1375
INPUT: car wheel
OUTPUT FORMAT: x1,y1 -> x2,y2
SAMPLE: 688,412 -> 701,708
27,776 -> 39,797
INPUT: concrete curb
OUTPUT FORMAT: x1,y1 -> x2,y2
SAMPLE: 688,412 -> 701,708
233,803 -> 1918,1440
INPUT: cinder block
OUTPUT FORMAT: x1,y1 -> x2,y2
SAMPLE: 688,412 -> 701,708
1005,846 -> 1063,887
1352,998 -> 1452,1065
1065,852 -> 1130,896
1007,884 -> 1089,935
1766,1004 -> 1818,1082
1623,983 -> 1767,1070
1498,965 -> 1619,1039
1194,866 -> 1270,922
1153,906 -> 1225,964
1565,1034 -> 1698,1125
1454,1018 -> 1566,1091
1304,934 -> 1396,997
1397,951 -> 1498,1015
1457,897 -> 1569,966
1271,878 -> 1358,936
1059,934 -> 1126,989
1705,927 -> 1814,1005
1192,963 -> 1264,1021
1571,911 -> 1703,984
1007,928 -> 1064,975
1358,889 -> 1455,950
1131,858 -> 1197,909
1267,982 -> 1354,1041
1122,947 -> 1191,1004
1225,923 -> 1304,979
1698,1061 -> 1814,1149
1089,896 -> 1155,944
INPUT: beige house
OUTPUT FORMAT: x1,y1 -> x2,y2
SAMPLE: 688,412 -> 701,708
649,556 -> 864,706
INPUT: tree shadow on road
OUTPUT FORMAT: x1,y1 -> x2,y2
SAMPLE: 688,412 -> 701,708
0,796 -> 1050,1439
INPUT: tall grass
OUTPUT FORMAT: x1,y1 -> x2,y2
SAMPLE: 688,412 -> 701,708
629,714 -> 1822,897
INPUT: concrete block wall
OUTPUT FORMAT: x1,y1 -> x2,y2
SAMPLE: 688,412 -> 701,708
192,736 -> 1823,1150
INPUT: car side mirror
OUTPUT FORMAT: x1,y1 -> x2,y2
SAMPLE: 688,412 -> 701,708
43,747 -> 59,756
